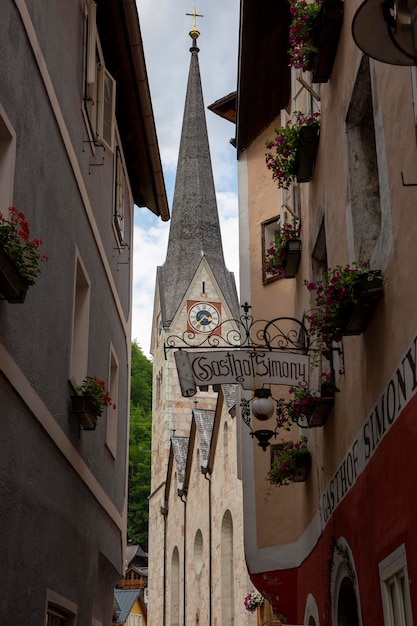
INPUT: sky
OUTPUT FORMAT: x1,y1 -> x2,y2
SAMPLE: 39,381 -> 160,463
132,0 -> 241,358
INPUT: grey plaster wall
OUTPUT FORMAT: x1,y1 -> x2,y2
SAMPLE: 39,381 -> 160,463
0,1 -> 133,623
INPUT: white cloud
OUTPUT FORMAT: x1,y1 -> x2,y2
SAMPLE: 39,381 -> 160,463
132,0 -> 240,357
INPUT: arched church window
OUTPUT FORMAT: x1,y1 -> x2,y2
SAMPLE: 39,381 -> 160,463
221,510 -> 234,626
171,547 -> 180,626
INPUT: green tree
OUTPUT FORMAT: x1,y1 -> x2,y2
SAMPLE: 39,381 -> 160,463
128,342 -> 152,549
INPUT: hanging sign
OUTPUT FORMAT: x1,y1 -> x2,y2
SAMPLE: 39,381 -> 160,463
174,349 -> 309,397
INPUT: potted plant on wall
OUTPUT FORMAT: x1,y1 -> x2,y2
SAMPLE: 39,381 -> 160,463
278,372 -> 335,428
267,436 -> 311,486
305,262 -> 385,350
289,0 -> 344,83
0,206 -> 48,303
70,376 -> 116,431
265,111 -> 320,190
263,222 -> 302,279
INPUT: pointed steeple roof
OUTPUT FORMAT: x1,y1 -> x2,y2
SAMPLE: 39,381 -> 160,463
158,35 -> 238,325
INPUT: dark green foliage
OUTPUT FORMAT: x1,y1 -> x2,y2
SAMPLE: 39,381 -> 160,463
127,342 -> 152,549
130,341 -> 153,410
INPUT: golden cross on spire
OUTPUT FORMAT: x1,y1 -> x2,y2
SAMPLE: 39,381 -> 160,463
186,6 -> 203,40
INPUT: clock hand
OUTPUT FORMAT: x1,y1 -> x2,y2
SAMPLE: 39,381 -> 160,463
195,314 -> 212,326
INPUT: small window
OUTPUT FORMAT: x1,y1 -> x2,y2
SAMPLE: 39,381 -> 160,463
194,529 -> 203,576
262,216 -> 283,284
69,253 -> 91,388
47,607 -> 68,626
83,0 -> 115,152
379,545 -> 413,626
45,590 -> 76,626
114,146 -> 126,244
99,67 -> 116,152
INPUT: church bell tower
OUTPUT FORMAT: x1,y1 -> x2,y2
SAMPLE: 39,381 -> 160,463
147,14 -> 239,625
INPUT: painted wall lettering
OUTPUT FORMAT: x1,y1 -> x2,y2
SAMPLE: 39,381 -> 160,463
321,334 -> 417,524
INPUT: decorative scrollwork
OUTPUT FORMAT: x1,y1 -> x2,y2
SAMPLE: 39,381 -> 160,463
164,302 -> 312,357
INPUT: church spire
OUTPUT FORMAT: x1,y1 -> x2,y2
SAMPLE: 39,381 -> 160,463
159,17 -> 237,325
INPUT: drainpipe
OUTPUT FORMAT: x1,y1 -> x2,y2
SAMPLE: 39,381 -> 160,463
160,503 -> 169,626
202,468 -> 212,626
179,489 -> 187,626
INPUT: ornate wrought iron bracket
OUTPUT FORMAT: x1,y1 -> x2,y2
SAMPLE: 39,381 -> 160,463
164,302 -> 313,357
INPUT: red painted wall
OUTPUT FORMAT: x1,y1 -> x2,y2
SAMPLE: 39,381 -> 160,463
253,393 -> 417,625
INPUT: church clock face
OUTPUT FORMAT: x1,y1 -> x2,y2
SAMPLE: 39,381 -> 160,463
188,302 -> 220,334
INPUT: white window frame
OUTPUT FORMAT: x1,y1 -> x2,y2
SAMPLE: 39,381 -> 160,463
0,103 -> 16,212
379,544 -> 413,626
83,0 -> 115,153
45,589 -> 77,626
106,344 -> 119,458
113,142 -> 127,245
69,251 -> 91,389
262,215 -> 282,284
99,66 -> 116,152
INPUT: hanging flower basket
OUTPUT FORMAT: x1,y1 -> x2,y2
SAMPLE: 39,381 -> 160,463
284,239 -> 302,278
288,0 -> 344,83
0,242 -> 28,303
267,437 -> 311,486
305,264 -> 385,350
244,590 -> 264,613
294,124 -> 320,183
338,271 -> 384,336
298,395 -> 334,427
292,451 -> 312,482
277,374 -> 335,428
265,112 -> 320,190
69,395 -> 98,430
263,223 -> 302,279
310,0 -> 344,83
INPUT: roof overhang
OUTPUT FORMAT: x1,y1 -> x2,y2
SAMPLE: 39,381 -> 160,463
236,0 -> 291,154
97,0 -> 170,221
208,92 -> 237,124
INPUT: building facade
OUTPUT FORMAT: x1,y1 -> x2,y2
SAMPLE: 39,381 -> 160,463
231,0 -> 417,624
0,1 -> 168,624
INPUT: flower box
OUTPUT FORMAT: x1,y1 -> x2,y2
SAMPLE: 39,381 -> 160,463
265,112 -> 320,190
306,264 -> 384,349
340,271 -> 384,336
264,223 -> 302,280
292,451 -> 312,482
69,395 -> 98,431
267,437 -> 311,486
302,395 -> 334,427
295,125 -> 320,183
284,239 -> 302,278
311,0 -> 344,83
0,242 -> 28,303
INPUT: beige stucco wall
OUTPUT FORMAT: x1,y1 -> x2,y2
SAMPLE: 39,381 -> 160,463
238,0 -> 417,565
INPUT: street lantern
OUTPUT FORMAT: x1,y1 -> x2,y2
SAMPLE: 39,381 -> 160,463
352,0 -> 417,66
